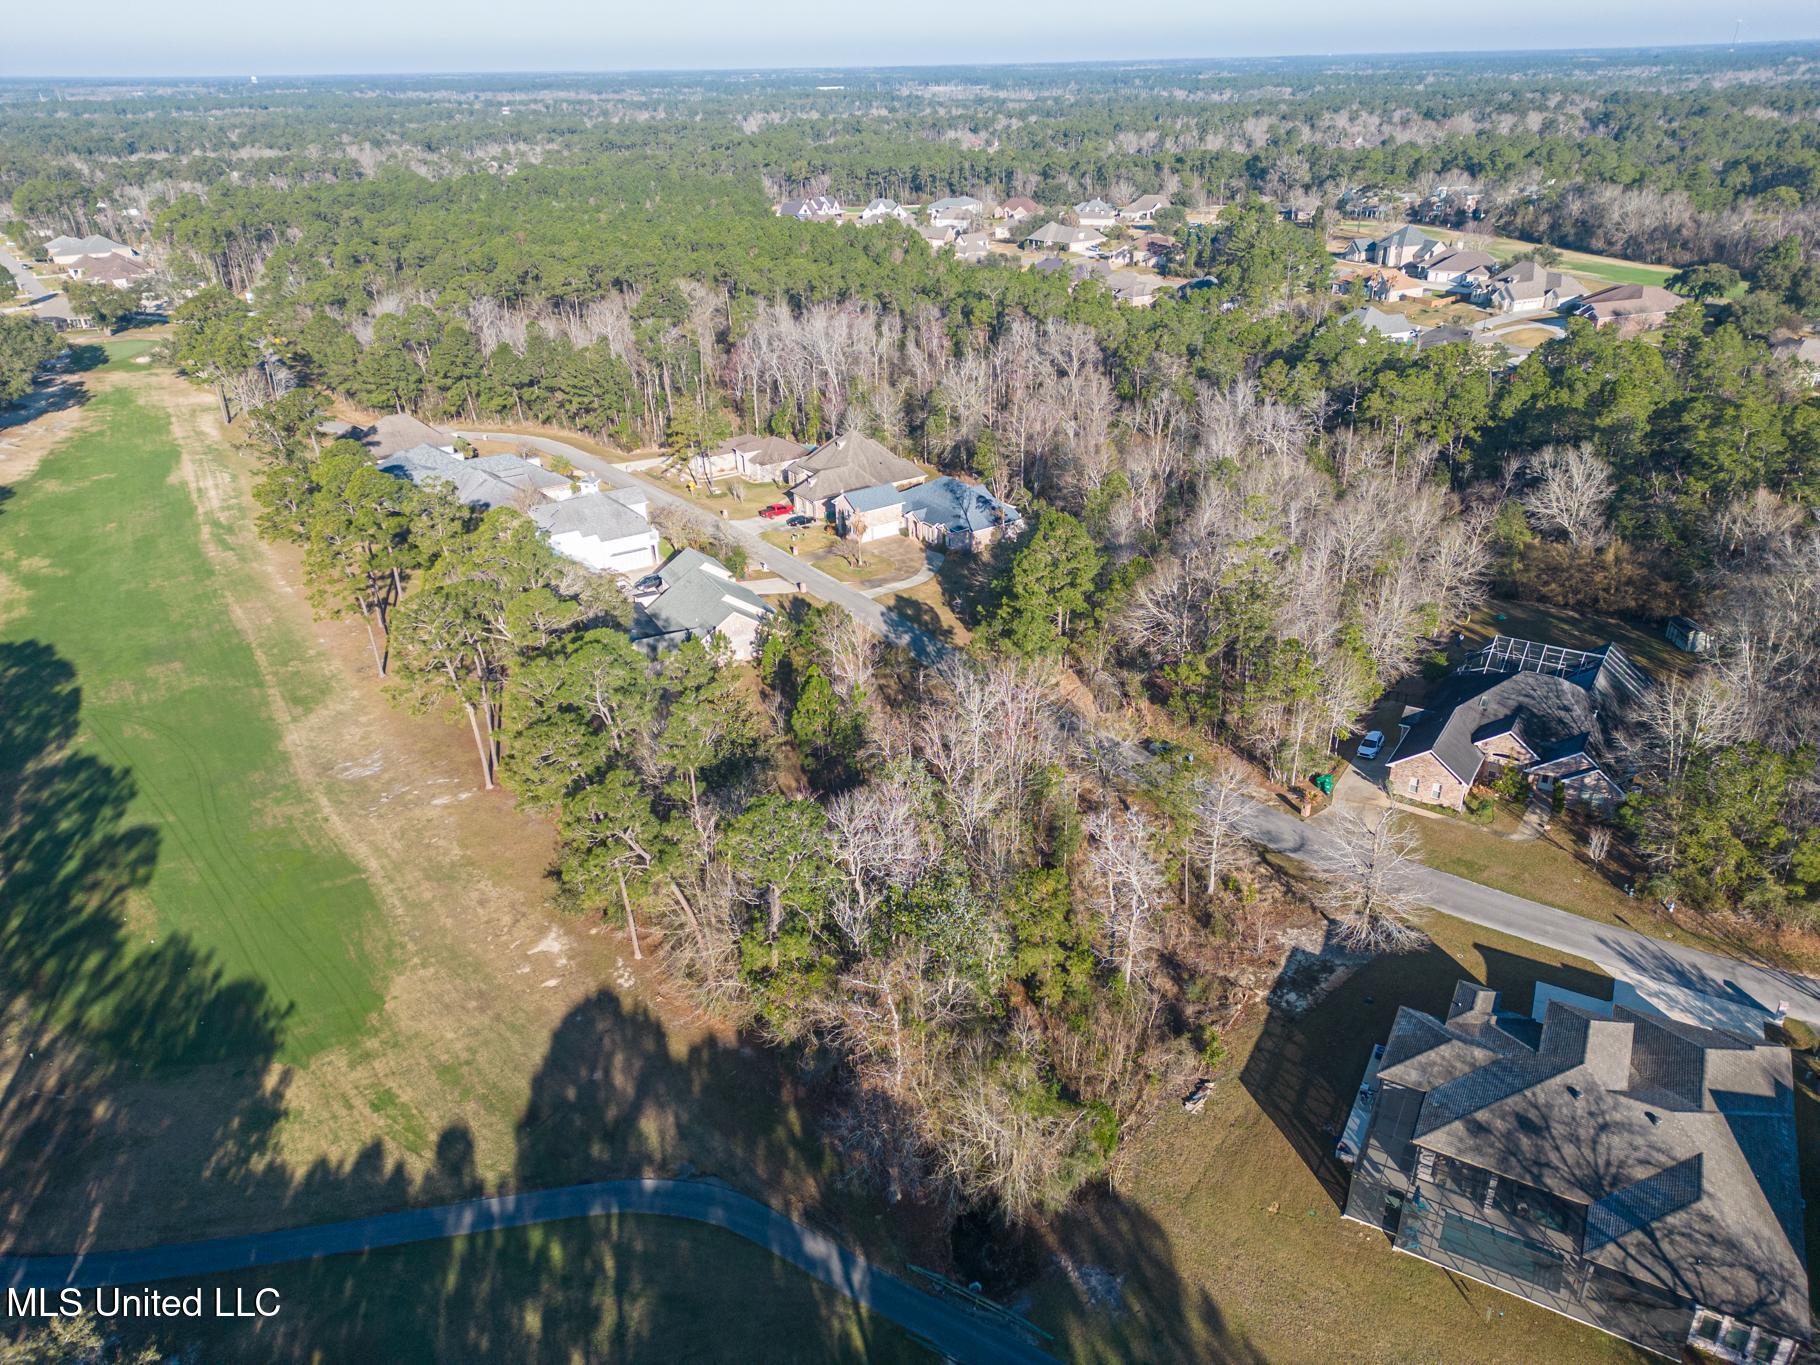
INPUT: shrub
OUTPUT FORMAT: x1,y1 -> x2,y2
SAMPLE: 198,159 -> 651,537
1421,649 -> 1452,681
1492,766 -> 1531,803
1464,794 -> 1495,825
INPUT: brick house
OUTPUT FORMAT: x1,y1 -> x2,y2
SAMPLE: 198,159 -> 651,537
1383,637 -> 1645,812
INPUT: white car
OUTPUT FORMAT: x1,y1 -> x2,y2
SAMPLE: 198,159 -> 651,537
1356,730 -> 1385,760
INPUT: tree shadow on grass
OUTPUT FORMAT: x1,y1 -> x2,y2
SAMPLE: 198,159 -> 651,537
1240,932 -> 1622,1212
0,376 -> 88,434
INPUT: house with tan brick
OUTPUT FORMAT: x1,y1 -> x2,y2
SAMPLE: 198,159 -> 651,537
1383,637 -> 1645,813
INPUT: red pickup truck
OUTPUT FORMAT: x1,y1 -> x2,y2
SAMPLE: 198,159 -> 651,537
758,502 -> 794,518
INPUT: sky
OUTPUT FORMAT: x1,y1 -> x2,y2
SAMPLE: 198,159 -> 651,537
5,0 -> 1817,79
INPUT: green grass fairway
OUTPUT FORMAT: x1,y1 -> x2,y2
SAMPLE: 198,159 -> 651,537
1,364 -> 388,1064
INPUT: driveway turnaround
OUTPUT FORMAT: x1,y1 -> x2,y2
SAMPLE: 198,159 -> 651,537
0,1178 -> 1056,1365
1234,800 -> 1820,1021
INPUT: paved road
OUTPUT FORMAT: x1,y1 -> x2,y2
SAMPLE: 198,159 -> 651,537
467,429 -> 1820,1022
0,1178 -> 1054,1364
1233,798 -> 1820,1022
0,242 -> 72,323
458,431 -> 953,663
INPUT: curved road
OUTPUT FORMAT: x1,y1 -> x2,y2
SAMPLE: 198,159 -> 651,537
0,1178 -> 1054,1365
471,428 -> 1820,1023
0,241 -> 72,324
457,431 -> 951,663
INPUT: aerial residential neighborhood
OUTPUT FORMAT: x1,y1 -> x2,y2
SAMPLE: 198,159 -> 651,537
5,25 -> 1820,1365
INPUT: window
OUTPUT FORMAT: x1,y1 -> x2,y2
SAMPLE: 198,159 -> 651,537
1408,776 -> 1420,795
1431,781 -> 1442,799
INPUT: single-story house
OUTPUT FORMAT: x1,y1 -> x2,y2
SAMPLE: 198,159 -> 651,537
1413,247 -> 1498,288
1023,223 -> 1106,254
631,548 -> 770,662
1342,981 -> 1809,1363
927,196 -> 983,230
1473,259 -> 1586,315
1339,305 -> 1419,343
378,444 -> 572,511
44,234 -> 137,265
1132,233 -> 1176,269
65,252 -> 150,287
1095,242 -> 1137,267
951,232 -> 992,263
1382,637 -> 1646,813
917,224 -> 955,251
1119,193 -> 1170,224
1073,199 -> 1119,229
359,414 -> 457,460
688,434 -> 808,485
529,487 -> 660,576
833,475 -> 1022,553
997,196 -> 1041,223
784,431 -> 926,519
1573,284 -> 1686,332
858,197 -> 914,226
777,195 -> 843,223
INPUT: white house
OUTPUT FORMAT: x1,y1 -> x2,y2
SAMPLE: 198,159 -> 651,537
529,488 -> 660,576
951,232 -> 991,263
1119,194 -> 1170,224
927,196 -> 983,230
777,194 -> 843,222
858,197 -> 914,226
44,234 -> 137,266
1073,199 -> 1119,229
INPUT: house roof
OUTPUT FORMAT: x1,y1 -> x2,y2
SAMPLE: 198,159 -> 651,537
45,233 -> 132,257
642,548 -> 769,638
529,489 -> 650,543
1386,986 -> 1810,1342
1415,323 -> 1476,351
1772,335 -> 1820,366
861,197 -> 901,214
1374,224 -> 1435,251
1024,223 -> 1105,247
1000,196 -> 1041,215
1576,284 -> 1686,320
1122,194 -> 1169,214
70,252 -> 149,283
838,482 -> 907,514
379,445 -> 563,511
1389,667 -> 1601,787
360,413 -> 453,460
902,476 -> 1021,535
1420,248 -> 1497,276
1340,305 -> 1416,338
1074,198 -> 1118,215
1489,259 -> 1583,301
787,432 -> 925,503
705,433 -> 808,465
928,196 -> 982,213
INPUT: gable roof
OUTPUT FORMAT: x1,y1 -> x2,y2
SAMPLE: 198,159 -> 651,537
705,433 -> 808,465
1575,283 -> 1686,319
1000,195 -> 1041,215
1388,667 -> 1599,786
45,233 -> 132,257
70,252 -> 149,283
1340,305 -> 1416,338
1074,198 -> 1118,215
642,549 -> 770,638
928,196 -> 982,214
1374,224 -> 1435,250
529,489 -> 650,543
787,432 -> 925,502
1024,223 -> 1106,247
1419,247 -> 1498,276
1122,194 -> 1169,214
467,452 -> 570,497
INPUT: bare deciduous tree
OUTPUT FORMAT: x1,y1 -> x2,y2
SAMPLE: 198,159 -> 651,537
1520,443 -> 1615,548
1086,807 -> 1167,984
1312,811 -> 1426,952
1189,762 -> 1253,897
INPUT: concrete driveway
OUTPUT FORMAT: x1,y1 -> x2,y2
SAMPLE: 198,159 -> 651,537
0,242 -> 72,324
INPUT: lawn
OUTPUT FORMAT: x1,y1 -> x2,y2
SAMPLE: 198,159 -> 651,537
1025,913 -> 1679,1363
89,1215 -> 933,1363
1460,596 -> 1693,683
1330,217 -> 1677,289
1,356 -> 389,1065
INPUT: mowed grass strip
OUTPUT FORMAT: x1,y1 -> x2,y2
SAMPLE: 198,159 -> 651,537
1,372 -> 388,1062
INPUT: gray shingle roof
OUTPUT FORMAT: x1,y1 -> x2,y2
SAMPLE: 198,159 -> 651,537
1388,666 -> 1607,788
787,432 -> 925,503
1370,985 -> 1810,1342
379,445 -> 564,511
901,476 -> 1021,535
641,549 -> 769,638
529,489 -> 650,542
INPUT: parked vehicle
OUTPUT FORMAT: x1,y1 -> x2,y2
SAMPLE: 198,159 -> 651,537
759,502 -> 794,518
1356,730 -> 1385,760
787,515 -> 815,527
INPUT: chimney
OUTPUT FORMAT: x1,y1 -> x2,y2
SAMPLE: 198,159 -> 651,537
1582,1019 -> 1635,1089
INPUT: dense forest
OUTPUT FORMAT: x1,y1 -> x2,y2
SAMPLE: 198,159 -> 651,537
8,47 -> 1820,1230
